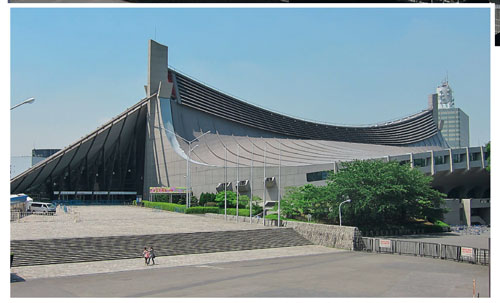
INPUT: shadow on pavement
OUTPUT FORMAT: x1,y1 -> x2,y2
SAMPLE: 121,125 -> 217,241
11,273 -> 26,283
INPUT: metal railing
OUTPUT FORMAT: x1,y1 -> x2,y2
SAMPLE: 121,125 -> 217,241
53,200 -> 135,206
450,225 -> 489,235
354,237 -> 489,266
10,211 -> 55,221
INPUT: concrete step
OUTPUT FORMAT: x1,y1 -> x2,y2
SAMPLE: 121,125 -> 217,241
11,228 -> 312,267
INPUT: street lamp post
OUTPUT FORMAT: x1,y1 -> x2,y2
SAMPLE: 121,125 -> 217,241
187,144 -> 200,208
339,199 -> 352,226
11,98 -> 35,110
157,126 -> 210,208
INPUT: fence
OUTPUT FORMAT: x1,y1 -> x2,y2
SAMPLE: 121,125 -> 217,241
10,211 -> 55,221
52,200 -> 134,206
450,225 -> 489,235
354,237 -> 489,266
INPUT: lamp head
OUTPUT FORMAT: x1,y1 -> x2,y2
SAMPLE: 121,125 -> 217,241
25,98 -> 35,104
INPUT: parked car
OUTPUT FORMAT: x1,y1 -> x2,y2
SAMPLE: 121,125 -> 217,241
28,202 -> 56,214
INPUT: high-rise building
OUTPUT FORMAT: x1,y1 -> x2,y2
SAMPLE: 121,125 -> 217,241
32,149 -> 60,166
437,80 -> 470,148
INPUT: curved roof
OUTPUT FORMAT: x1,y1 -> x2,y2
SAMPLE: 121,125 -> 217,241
11,95 -> 153,194
174,71 -> 440,146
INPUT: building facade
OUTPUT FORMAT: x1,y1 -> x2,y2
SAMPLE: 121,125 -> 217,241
11,41 -> 489,219
32,149 -> 60,166
436,80 -> 470,148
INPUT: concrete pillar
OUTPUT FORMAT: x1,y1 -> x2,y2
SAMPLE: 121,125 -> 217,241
449,149 -> 453,173
466,147 -> 470,170
430,150 -> 435,175
480,146 -> 485,169
462,199 -> 472,226
147,40 -> 172,99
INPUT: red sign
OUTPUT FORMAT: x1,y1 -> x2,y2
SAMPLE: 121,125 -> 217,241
379,239 -> 391,248
461,247 -> 473,258
149,187 -> 186,194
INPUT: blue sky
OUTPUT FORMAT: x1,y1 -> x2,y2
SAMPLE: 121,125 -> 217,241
10,7 -> 491,157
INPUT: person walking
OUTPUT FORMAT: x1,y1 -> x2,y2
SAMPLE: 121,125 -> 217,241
148,247 -> 156,265
143,247 -> 150,265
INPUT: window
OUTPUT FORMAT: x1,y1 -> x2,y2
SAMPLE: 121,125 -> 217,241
306,170 -> 333,182
434,155 -> 449,165
413,158 -> 429,167
452,153 -> 465,163
399,160 -> 410,166
469,152 -> 481,161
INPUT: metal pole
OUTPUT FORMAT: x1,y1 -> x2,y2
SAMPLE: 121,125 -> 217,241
339,199 -> 351,226
236,144 -> 239,222
11,97 -> 35,110
224,144 -> 227,220
186,142 -> 190,208
157,127 -> 210,208
250,141 -> 254,224
278,140 -> 281,228
263,142 -> 267,226
339,203 -> 342,226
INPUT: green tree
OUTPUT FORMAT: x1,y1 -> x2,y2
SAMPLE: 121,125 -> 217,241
215,191 -> 237,208
199,193 -> 207,204
324,160 -> 446,227
238,195 -> 250,208
281,184 -> 329,221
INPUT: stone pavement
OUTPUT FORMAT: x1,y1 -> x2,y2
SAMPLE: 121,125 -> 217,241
11,245 -> 339,280
11,205 -> 269,241
11,206 -> 339,280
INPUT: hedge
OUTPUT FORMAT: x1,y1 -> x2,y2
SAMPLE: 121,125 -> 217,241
185,207 -> 220,214
142,201 -> 186,213
142,202 -> 262,217
218,208 -> 261,216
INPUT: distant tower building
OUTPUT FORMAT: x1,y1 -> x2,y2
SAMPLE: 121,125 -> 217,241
437,79 -> 469,148
32,149 -> 60,166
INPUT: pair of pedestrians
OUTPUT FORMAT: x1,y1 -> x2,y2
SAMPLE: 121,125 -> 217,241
142,246 -> 156,265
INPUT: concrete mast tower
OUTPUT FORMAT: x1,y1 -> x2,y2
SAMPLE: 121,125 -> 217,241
436,77 -> 469,148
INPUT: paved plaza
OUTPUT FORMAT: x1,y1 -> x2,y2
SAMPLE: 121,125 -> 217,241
10,206 -> 332,280
10,205 -> 491,298
11,205 -> 269,241
12,250 -> 489,298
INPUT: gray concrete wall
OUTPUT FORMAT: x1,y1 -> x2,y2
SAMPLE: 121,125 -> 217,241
205,213 -> 358,250
281,220 -> 358,250
443,199 -> 463,226
188,162 -> 335,203
147,40 -> 172,98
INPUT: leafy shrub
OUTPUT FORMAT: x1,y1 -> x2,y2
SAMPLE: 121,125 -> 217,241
199,192 -> 217,205
143,201 -> 186,213
215,191 -> 237,208
190,196 -> 199,207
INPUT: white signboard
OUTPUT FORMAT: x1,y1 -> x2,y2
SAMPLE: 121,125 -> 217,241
461,247 -> 474,258
379,239 -> 391,248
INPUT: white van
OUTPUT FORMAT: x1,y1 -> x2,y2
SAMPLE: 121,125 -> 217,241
28,202 -> 56,214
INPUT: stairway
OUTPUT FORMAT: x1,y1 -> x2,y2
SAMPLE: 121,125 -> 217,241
11,228 -> 312,267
